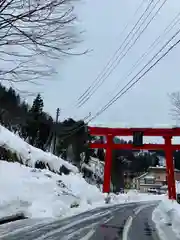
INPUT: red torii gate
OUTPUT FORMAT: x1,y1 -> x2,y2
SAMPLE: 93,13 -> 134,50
88,126 -> 180,200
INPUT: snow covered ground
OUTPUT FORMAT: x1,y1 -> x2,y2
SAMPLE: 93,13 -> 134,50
152,182 -> 180,239
0,160 -> 105,219
152,199 -> 180,239
0,160 -> 165,220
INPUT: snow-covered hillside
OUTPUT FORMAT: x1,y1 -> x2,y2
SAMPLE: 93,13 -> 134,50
0,125 -> 78,174
0,161 -> 105,219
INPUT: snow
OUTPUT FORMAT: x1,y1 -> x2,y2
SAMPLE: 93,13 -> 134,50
0,160 -> 166,220
89,121 -> 180,129
152,199 -> 180,239
152,181 -> 180,239
144,175 -> 155,179
0,125 -> 78,174
81,157 -> 104,180
0,161 -> 104,219
107,190 -> 165,204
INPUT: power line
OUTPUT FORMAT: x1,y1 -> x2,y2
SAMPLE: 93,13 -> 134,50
78,0 -> 166,108
56,22 -> 180,143
76,0 -> 152,105
96,9 -> 180,107
89,26 -> 180,122
56,23 -> 179,143
59,1 -> 175,138
59,1 -> 172,137
50,7 -> 180,147
57,114 -> 91,142
77,0 -> 166,108
77,0 -> 155,107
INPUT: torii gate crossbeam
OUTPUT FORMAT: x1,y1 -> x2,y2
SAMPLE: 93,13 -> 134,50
88,126 -> 180,200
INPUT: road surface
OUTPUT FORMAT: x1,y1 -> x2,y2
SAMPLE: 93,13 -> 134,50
0,201 -> 160,240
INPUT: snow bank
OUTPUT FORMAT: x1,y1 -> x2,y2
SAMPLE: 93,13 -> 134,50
0,161 -> 165,220
0,125 -> 78,174
0,161 -> 104,219
108,190 -> 165,204
152,199 -> 180,239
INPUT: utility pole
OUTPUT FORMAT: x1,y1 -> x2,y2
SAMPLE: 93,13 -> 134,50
53,107 -> 60,154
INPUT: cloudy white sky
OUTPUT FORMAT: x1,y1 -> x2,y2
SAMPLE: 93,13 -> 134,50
17,0 -> 180,129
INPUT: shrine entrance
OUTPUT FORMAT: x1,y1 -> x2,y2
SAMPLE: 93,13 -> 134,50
88,126 -> 180,200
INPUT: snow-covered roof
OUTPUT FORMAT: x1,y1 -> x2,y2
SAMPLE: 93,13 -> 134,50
144,175 -> 155,179
149,166 -> 166,170
148,166 -> 180,172
89,122 -> 180,129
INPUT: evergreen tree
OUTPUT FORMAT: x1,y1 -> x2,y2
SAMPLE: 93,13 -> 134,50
26,94 -> 44,146
174,150 -> 180,170
30,93 -> 44,117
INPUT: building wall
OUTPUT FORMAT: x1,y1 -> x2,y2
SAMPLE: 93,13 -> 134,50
139,185 -> 148,193
175,172 -> 180,181
148,169 -> 180,182
137,169 -> 180,193
139,184 -> 162,193
134,168 -> 180,192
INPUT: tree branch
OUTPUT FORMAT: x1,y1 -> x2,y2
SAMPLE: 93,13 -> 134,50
0,0 -> 85,83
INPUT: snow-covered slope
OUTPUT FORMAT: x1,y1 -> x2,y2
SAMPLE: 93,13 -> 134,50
0,125 -> 78,174
0,161 -> 165,219
0,161 -> 105,219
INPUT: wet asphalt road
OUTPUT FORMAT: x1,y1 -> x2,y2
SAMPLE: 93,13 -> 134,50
0,201 -> 160,240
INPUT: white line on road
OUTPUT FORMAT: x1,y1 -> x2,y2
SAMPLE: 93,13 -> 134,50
103,215 -> 114,224
35,210 -> 111,240
122,216 -> 133,240
79,229 -> 95,240
61,222 -> 98,240
122,204 -> 153,240
134,204 -> 149,215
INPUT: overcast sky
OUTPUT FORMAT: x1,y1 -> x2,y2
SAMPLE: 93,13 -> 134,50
17,0 -> 180,133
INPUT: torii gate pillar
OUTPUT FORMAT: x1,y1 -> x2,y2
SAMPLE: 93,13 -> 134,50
103,134 -> 113,193
164,136 -> 176,200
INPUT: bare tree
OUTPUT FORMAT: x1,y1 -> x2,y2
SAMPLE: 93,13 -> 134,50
169,91 -> 180,122
0,0 -> 83,83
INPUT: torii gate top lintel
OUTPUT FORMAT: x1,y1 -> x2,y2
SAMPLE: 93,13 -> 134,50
88,126 -> 179,201
88,126 -> 180,137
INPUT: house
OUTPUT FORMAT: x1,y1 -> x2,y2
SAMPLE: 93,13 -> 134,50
133,166 -> 180,193
124,171 -> 144,189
